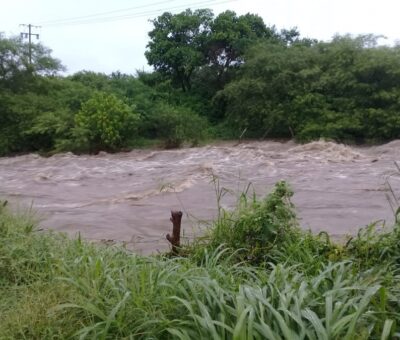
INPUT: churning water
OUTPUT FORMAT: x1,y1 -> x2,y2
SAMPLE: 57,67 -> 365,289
1,140 -> 399,254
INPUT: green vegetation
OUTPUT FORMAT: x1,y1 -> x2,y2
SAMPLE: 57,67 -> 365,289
217,36 -> 400,141
73,92 -> 140,152
1,8 -> 400,157
2,7 -> 400,338
1,182 -> 400,339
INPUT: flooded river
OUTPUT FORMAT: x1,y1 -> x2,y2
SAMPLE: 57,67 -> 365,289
1,140 -> 400,254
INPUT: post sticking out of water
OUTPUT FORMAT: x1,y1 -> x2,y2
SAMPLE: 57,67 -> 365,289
166,211 -> 182,254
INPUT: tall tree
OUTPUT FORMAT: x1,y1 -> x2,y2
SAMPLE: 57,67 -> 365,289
0,36 -> 64,155
0,36 -> 63,92
145,9 -> 213,91
207,11 -> 277,70
146,9 -> 285,93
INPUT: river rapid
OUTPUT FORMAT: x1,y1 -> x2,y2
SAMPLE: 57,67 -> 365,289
1,140 -> 400,254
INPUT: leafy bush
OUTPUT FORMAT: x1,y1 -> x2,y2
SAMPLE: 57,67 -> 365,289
73,92 -> 140,152
191,180 -> 400,274
209,181 -> 297,262
215,36 -> 400,142
145,103 -> 208,148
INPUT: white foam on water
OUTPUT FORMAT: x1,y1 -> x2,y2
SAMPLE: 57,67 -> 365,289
288,141 -> 363,162
0,140 -> 397,254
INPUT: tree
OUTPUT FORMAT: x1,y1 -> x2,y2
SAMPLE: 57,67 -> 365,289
69,71 -> 110,91
0,36 -> 63,92
145,9 -> 213,91
215,34 -> 400,142
207,11 -> 277,72
146,9 -> 287,96
0,36 -> 65,155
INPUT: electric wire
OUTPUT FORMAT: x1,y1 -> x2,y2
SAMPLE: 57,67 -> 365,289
36,0 -> 238,27
36,0 -> 180,25
42,0 -> 235,27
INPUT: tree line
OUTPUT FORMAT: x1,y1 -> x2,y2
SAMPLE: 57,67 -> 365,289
1,9 -> 400,156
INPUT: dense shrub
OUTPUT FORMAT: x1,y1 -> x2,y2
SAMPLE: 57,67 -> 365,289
145,103 -> 208,148
216,36 -> 400,142
73,92 -> 140,152
208,181 -> 298,263
3,21 -> 400,156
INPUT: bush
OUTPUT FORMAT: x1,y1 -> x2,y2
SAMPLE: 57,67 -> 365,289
73,92 -> 140,152
145,103 -> 208,148
215,37 -> 400,142
209,181 -> 296,262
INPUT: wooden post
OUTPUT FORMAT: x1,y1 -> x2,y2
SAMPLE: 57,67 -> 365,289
166,211 -> 182,254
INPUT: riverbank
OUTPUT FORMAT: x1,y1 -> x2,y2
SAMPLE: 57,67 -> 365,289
1,182 -> 399,338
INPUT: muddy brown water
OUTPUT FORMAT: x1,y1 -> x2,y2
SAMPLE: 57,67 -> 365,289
1,140 -> 400,254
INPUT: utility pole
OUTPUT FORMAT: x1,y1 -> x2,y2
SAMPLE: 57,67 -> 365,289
20,24 -> 40,64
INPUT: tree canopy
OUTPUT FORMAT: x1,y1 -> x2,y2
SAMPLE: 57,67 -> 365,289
145,9 -> 213,91
0,36 -> 63,92
1,10 -> 400,156
215,35 -> 400,140
145,9 -> 286,91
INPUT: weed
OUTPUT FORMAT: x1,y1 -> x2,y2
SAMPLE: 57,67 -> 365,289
1,183 -> 400,339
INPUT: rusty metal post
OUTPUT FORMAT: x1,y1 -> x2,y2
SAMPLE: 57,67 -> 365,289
166,211 -> 182,254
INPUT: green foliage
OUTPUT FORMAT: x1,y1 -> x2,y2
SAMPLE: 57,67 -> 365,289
145,103 -> 207,148
145,9 -> 282,93
0,36 -> 63,92
74,92 -> 140,152
3,15 -> 400,155
146,9 -> 213,91
207,11 -> 277,70
195,179 -> 400,274
0,36 -> 66,155
1,185 -> 400,339
344,221 -> 400,268
216,35 -> 400,142
209,181 -> 297,263
0,77 -> 94,155
145,16 -> 400,143
0,35 -> 209,156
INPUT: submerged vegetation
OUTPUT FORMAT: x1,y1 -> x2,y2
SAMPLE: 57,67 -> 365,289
1,182 -> 400,339
2,9 -> 400,156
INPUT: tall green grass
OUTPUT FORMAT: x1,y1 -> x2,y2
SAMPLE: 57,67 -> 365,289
1,182 -> 400,339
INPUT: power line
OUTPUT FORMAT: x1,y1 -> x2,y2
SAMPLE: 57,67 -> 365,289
38,0 -> 237,27
41,0 -> 230,26
36,0 -> 180,25
20,24 -> 41,64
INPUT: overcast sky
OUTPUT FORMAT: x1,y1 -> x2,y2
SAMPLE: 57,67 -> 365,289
1,0 -> 398,75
